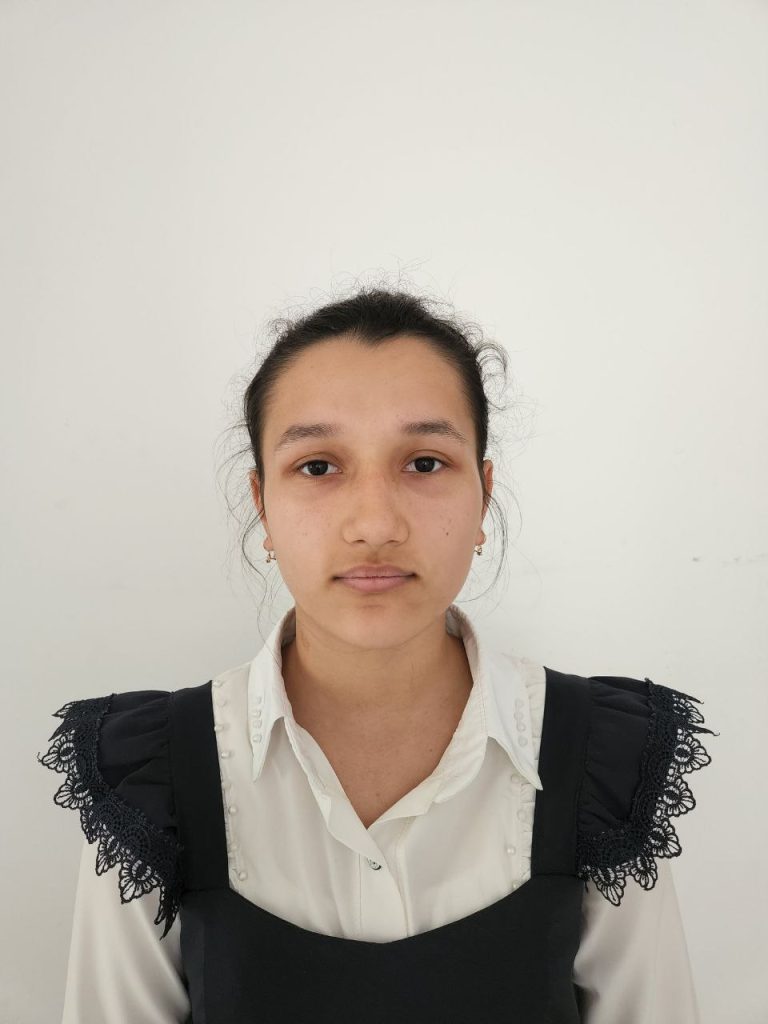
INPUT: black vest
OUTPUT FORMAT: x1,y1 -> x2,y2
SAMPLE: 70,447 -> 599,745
169,667 -> 591,1024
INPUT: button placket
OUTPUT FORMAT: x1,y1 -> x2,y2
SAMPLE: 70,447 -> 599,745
212,678 -> 246,882
517,792 -> 534,884
505,774 -> 523,887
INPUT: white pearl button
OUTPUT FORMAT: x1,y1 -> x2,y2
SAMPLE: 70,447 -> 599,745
228,841 -> 239,853
252,708 -> 262,719
518,736 -> 528,746
238,870 -> 248,880
220,750 -> 231,758
252,732 -> 262,743
366,858 -> 382,870
516,720 -> 526,732
506,845 -> 516,855
213,679 -> 223,688
227,804 -> 238,814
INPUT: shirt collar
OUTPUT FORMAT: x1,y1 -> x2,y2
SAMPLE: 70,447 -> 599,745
246,603 -> 543,793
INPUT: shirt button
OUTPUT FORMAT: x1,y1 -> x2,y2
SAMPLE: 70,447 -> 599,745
238,870 -> 248,880
252,708 -> 263,720
220,750 -> 231,758
251,733 -> 263,743
506,845 -> 516,855
517,808 -> 529,821
212,679 -> 223,688
366,858 -> 382,870
227,804 -> 238,814
518,736 -> 528,746
516,720 -> 526,732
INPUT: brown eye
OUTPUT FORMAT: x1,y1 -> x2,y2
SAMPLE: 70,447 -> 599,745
295,459 -> 339,477
294,456 -> 447,477
406,456 -> 446,474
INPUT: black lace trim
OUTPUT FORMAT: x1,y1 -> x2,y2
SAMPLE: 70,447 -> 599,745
575,679 -> 719,907
37,695 -> 183,939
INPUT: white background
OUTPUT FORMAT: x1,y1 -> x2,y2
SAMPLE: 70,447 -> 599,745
3,1 -> 765,1021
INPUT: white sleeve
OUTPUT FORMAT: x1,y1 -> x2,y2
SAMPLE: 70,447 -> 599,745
61,838 -> 191,1024
572,857 -> 701,1024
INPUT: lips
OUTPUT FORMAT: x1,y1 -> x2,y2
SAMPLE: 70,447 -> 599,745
345,573 -> 411,579
335,574 -> 415,593
335,564 -> 413,579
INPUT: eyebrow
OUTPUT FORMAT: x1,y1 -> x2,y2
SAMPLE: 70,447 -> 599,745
273,419 -> 469,453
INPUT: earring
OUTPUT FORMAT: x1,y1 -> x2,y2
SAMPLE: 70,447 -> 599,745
474,543 -> 483,555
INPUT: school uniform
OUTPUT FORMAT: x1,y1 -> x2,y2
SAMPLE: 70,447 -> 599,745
38,603 -> 717,1022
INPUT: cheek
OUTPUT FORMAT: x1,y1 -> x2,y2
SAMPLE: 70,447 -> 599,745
273,477 -> 478,532
426,508 -> 477,544
276,505 -> 333,554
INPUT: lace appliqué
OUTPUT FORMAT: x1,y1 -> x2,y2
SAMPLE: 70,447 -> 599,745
37,695 -> 183,938
576,679 -> 718,907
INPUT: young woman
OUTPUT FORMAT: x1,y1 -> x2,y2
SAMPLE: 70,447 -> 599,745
39,287 -> 717,1022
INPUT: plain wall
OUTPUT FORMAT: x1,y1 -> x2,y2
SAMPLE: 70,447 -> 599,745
2,1 -> 765,1021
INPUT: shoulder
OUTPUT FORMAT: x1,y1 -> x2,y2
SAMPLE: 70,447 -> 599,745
573,673 -> 719,907
37,685 -> 209,938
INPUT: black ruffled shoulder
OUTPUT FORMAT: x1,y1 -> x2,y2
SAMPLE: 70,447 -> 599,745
37,690 -> 183,939
575,675 -> 718,907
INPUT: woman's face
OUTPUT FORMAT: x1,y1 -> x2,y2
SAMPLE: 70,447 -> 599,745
250,335 -> 493,647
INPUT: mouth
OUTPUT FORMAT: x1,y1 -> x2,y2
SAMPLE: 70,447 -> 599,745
339,573 -> 412,579
334,574 -> 415,592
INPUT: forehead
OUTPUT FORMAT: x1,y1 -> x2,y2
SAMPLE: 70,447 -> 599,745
266,336 -> 471,439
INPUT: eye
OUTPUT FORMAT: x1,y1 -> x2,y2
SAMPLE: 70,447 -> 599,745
294,456 -> 447,477
405,456 -> 447,474
294,459 -> 340,477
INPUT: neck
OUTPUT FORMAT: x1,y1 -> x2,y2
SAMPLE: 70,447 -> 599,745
280,611 -> 473,736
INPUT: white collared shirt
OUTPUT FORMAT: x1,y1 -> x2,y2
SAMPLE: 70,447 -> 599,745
60,603 -> 701,1022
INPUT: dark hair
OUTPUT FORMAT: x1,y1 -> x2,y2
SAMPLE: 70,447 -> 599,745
218,282 -> 532,613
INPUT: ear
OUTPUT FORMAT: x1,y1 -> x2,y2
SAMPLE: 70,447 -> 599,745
248,469 -> 269,535
482,459 -> 494,518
